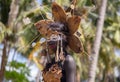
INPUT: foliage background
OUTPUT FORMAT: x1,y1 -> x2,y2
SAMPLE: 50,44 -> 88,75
0,0 -> 120,82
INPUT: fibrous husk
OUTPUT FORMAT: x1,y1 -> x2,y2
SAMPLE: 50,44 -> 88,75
34,2 -> 83,54
42,64 -> 62,82
68,35 -> 83,53
52,2 -> 67,23
67,16 -> 81,34
34,20 -> 59,37
34,20 -> 53,36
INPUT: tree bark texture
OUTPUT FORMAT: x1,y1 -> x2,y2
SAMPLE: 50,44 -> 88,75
0,0 -> 20,81
0,40 -> 7,82
7,0 -> 19,29
76,70 -> 80,82
88,0 -> 108,82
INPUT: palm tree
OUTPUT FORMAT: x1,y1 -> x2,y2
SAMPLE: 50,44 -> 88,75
1,0 -> 120,82
0,0 -> 40,81
88,0 -> 108,82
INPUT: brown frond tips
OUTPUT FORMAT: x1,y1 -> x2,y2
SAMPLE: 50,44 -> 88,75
52,2 -> 67,23
68,35 -> 83,53
34,20 -> 53,36
67,16 -> 81,34
34,2 -> 83,53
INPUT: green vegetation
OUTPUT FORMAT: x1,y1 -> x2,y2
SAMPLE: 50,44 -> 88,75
0,0 -> 120,82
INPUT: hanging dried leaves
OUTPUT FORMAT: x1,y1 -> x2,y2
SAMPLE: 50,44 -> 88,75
35,2 -> 83,53
34,20 -> 53,36
67,16 -> 81,34
68,35 -> 83,53
52,2 -> 67,23
34,1 -> 84,82
43,64 -> 62,82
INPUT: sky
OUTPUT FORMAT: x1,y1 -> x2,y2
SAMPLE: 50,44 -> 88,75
115,48 -> 120,57
0,46 -> 39,81
37,0 -> 42,5
0,0 -> 42,81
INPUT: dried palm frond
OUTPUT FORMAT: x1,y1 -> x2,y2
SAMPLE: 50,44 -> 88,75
43,64 -> 62,82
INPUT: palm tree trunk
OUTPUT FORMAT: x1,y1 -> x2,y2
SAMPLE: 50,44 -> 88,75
88,0 -> 107,82
0,40 -> 7,82
0,0 -> 20,81
76,70 -> 80,82
7,0 -> 19,29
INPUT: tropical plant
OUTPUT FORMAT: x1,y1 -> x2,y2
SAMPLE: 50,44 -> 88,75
0,0 -> 120,82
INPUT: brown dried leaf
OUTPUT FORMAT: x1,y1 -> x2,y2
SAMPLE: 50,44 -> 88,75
68,35 -> 83,53
43,64 -> 62,82
34,20 -> 53,36
52,2 -> 67,23
67,16 -> 81,34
